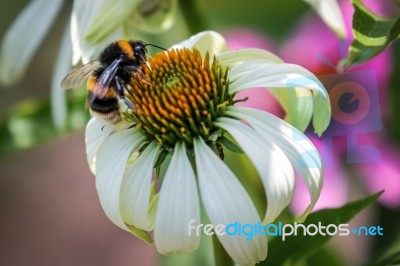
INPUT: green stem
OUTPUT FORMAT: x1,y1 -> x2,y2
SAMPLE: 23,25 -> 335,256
179,0 -> 208,34
212,235 -> 234,266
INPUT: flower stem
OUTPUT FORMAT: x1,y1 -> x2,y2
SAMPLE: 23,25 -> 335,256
212,235 -> 234,266
179,0 -> 208,34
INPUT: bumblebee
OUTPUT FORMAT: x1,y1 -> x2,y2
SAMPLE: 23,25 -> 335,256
61,40 -> 165,123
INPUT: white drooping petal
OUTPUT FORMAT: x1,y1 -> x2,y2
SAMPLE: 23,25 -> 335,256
217,48 -> 313,132
227,106 -> 323,220
0,0 -> 64,85
95,128 -> 145,230
120,141 -> 160,231
171,30 -> 227,58
71,0 -> 104,64
84,0 -> 142,44
50,23 -> 72,129
229,61 -> 326,95
193,138 -> 267,266
215,117 -> 295,224
228,60 -> 331,135
304,0 -> 346,39
124,0 -> 178,34
312,92 -> 332,136
71,0 -> 122,64
218,48 -> 283,67
85,118 -> 118,173
270,87 -> 313,132
154,142 -> 200,254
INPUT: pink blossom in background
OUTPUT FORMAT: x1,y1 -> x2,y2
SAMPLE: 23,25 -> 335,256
223,29 -> 284,117
224,28 -> 276,51
223,0 -> 400,214
353,134 -> 400,209
285,0 -> 398,213
294,137 -> 349,211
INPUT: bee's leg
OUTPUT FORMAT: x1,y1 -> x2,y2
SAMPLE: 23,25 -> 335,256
124,65 -> 149,84
124,65 -> 139,72
114,77 -> 136,110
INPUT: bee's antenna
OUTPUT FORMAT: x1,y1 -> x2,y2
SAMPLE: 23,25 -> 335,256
144,43 -> 167,51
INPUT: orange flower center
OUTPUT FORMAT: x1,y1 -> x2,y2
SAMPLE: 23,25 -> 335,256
126,48 -> 233,149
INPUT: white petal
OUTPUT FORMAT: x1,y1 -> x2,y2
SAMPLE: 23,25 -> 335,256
124,0 -> 178,34
70,0 -> 104,64
194,138 -> 267,266
154,142 -> 200,254
218,48 -> 283,67
95,128 -> 145,230
171,31 -> 227,58
270,87 -> 313,132
71,0 -> 122,64
229,60 -> 331,135
313,92 -> 332,136
215,117 -> 295,224
84,0 -> 142,44
120,141 -> 160,230
226,106 -> 323,220
85,118 -> 116,173
50,23 -> 72,129
304,0 -> 347,39
217,49 -> 313,132
229,61 -> 325,95
0,0 -> 64,85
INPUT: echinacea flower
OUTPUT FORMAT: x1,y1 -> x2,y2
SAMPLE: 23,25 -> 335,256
85,31 -> 331,265
0,0 -> 177,127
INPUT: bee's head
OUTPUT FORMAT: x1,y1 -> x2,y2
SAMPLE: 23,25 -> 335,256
99,40 -> 165,69
101,40 -> 146,66
130,40 -> 148,65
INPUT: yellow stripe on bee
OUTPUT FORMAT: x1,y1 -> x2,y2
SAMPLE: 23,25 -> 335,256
87,76 -> 116,98
87,76 -> 97,92
102,87 -> 118,98
117,40 -> 134,60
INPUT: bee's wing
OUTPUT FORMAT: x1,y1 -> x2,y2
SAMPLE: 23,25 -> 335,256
94,57 -> 123,98
60,60 -> 101,89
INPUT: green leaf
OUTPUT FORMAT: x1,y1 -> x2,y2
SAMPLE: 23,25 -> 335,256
220,135 -> 244,154
305,248 -> 345,266
154,149 -> 169,177
341,0 -> 400,67
262,191 -> 383,265
366,250 -> 400,266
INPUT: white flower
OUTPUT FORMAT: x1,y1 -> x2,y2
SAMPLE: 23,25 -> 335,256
303,0 -> 347,39
0,0 -> 177,128
86,31 -> 331,265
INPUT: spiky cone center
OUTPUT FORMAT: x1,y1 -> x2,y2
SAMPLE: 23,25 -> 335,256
125,48 -> 233,150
